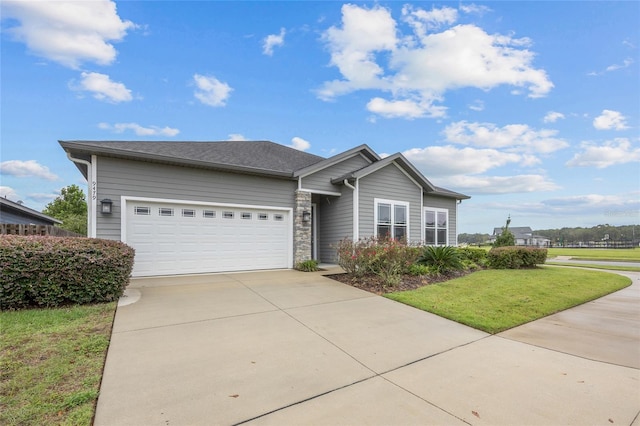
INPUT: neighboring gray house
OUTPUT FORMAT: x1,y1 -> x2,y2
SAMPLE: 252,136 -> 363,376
60,140 -> 469,277
491,226 -> 551,247
0,197 -> 62,226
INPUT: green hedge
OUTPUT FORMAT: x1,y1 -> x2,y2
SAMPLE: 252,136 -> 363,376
488,246 -> 547,269
1,235 -> 135,310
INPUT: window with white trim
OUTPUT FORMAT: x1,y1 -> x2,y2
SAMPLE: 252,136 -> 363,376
375,199 -> 408,240
159,207 -> 174,217
203,210 -> 216,218
424,207 -> 448,246
182,209 -> 195,217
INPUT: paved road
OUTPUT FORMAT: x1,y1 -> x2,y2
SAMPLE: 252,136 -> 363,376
547,258 -> 640,268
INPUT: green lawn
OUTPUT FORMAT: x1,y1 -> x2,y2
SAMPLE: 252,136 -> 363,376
547,247 -> 639,261
0,303 -> 116,426
385,267 -> 631,334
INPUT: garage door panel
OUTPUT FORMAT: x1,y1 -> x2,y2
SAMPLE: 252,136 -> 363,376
126,201 -> 290,276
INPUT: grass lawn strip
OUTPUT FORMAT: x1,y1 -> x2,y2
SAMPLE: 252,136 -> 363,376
0,303 -> 116,426
385,267 -> 631,334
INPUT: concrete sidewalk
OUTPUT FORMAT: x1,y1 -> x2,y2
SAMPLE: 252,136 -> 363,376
95,270 -> 640,425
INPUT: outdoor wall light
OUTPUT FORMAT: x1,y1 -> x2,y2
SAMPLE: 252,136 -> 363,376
100,199 -> 113,214
302,209 -> 311,223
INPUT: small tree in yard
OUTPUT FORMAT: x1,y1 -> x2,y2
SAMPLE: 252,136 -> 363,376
493,215 -> 515,247
42,184 -> 87,236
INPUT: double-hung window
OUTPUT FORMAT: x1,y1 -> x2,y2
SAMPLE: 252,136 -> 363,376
375,199 -> 409,241
424,207 -> 448,246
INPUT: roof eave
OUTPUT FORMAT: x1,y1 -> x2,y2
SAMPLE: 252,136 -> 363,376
60,141 -> 295,179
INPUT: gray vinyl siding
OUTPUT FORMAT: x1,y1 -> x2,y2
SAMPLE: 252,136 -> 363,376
300,154 -> 371,193
317,190 -> 353,262
358,163 -> 422,243
423,194 -> 458,245
95,156 -> 296,240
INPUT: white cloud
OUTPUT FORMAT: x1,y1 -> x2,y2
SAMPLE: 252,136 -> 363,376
0,160 -> 58,181
605,57 -> 633,72
318,4 -> 397,100
228,133 -> 248,141
593,109 -> 629,130
443,121 -> 569,154
73,72 -> 132,103
538,193 -> 640,219
366,97 -> 446,119
566,138 -> 640,168
2,0 -> 135,69
459,4 -> 492,15
588,57 -> 634,76
443,174 -> 560,194
318,4 -> 553,119
288,137 -> 311,151
468,100 -> 484,111
0,186 -> 18,199
98,122 -> 179,137
543,111 -> 565,123
402,4 -> 458,37
193,74 -> 232,107
263,28 -> 286,56
28,192 -> 59,202
403,145 -> 521,176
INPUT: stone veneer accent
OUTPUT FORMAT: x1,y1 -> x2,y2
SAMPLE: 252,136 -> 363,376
293,190 -> 312,265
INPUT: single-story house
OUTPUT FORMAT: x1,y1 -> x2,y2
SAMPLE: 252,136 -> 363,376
60,140 -> 469,277
0,197 -> 62,226
490,226 -> 551,247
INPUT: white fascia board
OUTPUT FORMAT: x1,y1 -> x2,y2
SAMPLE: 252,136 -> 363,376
298,188 -> 342,197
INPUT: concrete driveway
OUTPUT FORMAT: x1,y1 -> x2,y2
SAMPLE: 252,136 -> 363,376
95,269 -> 640,425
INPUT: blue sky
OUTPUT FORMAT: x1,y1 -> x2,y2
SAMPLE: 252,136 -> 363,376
1,1 -> 638,234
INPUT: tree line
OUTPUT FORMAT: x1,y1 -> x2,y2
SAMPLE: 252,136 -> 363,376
459,223 -> 639,245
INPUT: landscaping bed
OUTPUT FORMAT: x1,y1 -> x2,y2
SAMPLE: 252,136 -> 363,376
328,269 -> 473,294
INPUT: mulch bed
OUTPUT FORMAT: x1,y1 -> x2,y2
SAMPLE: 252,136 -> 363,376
326,270 -> 474,295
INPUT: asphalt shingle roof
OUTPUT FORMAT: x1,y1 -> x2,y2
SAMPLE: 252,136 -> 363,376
59,140 -> 325,177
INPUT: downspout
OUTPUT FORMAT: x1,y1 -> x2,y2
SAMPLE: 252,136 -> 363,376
456,199 -> 462,246
66,152 -> 95,238
343,179 -> 358,240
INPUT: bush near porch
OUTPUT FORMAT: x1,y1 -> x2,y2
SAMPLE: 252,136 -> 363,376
334,238 -> 546,289
0,235 -> 135,310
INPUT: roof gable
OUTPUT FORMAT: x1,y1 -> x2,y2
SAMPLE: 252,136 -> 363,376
292,144 -> 379,178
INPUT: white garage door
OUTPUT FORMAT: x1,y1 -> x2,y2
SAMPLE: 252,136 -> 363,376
124,200 -> 291,276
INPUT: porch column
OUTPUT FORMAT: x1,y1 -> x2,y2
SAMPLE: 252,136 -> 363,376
293,190 -> 312,265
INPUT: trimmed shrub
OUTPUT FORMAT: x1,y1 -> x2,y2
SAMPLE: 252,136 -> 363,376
457,247 -> 488,264
458,247 -> 488,270
334,237 -> 419,286
295,259 -> 319,272
417,246 -> 464,276
408,263 -> 431,276
487,246 -> 547,269
0,235 -> 135,310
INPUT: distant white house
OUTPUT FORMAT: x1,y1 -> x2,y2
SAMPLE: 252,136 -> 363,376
490,226 -> 551,247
